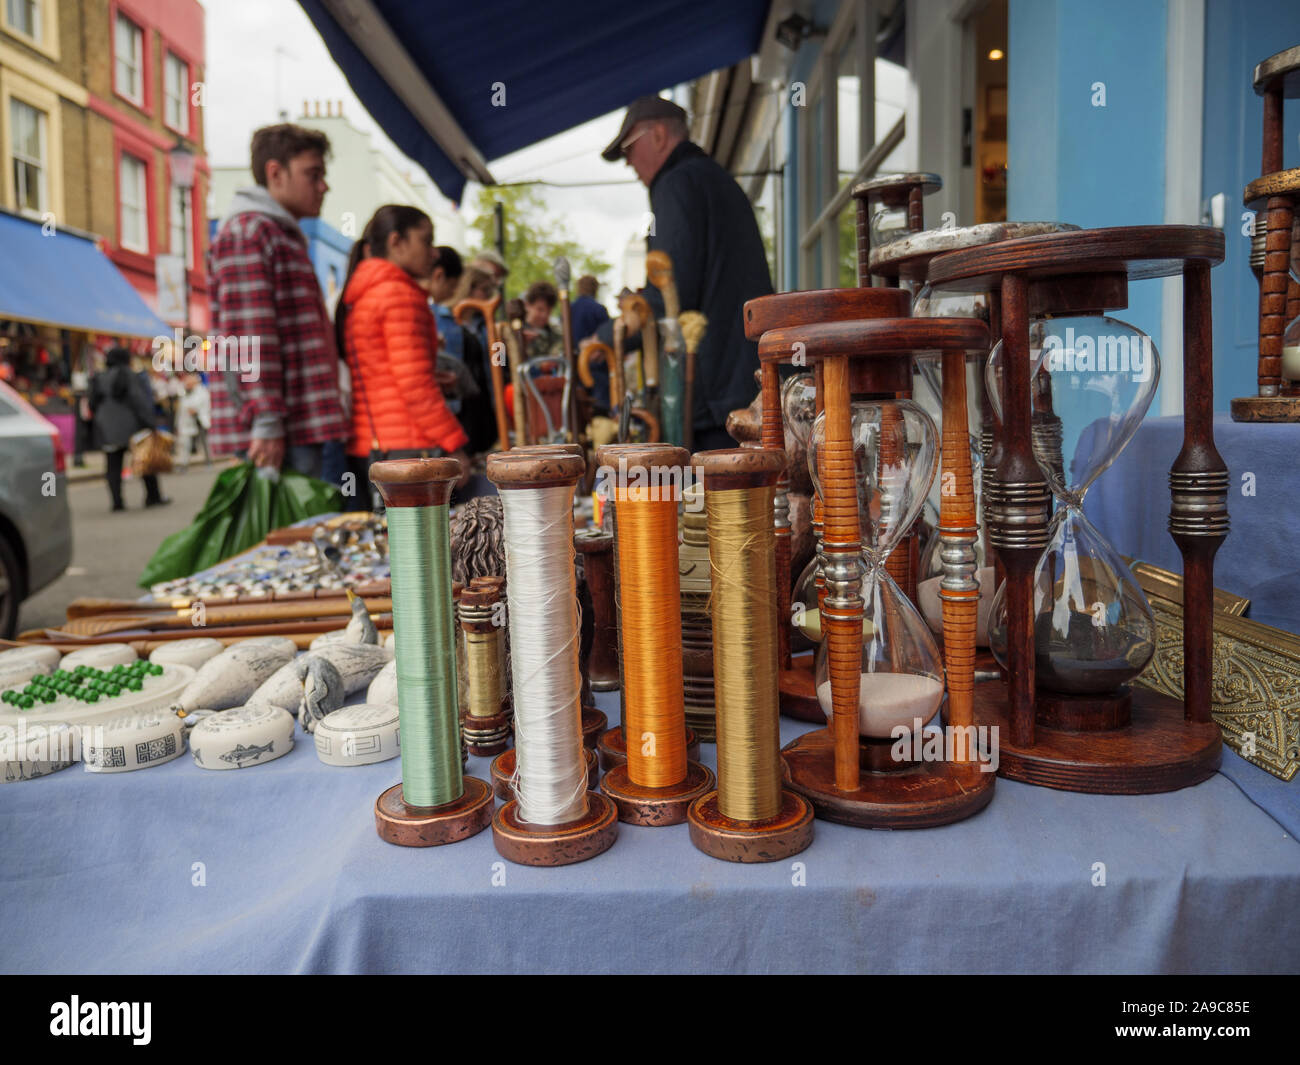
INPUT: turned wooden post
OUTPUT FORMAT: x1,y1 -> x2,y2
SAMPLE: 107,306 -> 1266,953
991,273 -> 1051,748
1170,261 -> 1229,724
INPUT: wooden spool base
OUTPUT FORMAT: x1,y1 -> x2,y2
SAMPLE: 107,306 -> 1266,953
687,789 -> 814,863
461,710 -> 511,757
599,760 -> 716,826
970,682 -> 1222,793
1230,395 -> 1300,422
780,728 -> 996,829
597,725 -> 701,771
492,792 -> 619,866
374,776 -> 494,847
490,747 -> 599,800
779,654 -> 826,723
581,707 -> 607,749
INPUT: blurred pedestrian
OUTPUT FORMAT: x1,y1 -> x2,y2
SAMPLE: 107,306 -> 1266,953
90,347 -> 168,512
208,123 -> 347,478
336,205 -> 470,495
522,280 -> 562,359
175,373 -> 211,472
570,275 -> 610,344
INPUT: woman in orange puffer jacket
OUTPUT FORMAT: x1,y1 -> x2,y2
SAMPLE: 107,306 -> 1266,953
336,205 -> 469,489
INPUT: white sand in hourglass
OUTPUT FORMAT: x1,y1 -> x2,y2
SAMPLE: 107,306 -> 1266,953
817,672 -> 945,737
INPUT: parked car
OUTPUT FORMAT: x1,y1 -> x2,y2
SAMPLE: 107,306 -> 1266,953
0,381 -> 73,637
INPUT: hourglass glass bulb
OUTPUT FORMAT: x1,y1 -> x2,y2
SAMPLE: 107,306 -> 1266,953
986,313 -> 1161,696
782,373 -> 817,448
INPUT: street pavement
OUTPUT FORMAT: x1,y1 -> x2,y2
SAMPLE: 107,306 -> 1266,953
19,459 -> 230,634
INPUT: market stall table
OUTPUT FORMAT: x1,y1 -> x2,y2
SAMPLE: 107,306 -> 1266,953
3,688 -> 1297,974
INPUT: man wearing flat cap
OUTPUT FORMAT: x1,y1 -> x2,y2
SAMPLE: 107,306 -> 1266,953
603,94 -> 773,450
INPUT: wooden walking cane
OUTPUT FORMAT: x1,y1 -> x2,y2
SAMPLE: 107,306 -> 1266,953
554,257 -> 580,443
500,311 -> 528,446
454,293 -> 509,449
678,312 -> 707,454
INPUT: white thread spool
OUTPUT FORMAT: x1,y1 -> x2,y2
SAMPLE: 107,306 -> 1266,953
498,483 -> 587,825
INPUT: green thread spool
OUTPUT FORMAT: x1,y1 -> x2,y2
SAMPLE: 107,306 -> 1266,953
370,459 -> 494,847
386,505 -> 461,807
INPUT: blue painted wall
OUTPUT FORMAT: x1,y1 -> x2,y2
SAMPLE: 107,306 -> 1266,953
301,217 -> 352,307
1009,0 -> 1169,413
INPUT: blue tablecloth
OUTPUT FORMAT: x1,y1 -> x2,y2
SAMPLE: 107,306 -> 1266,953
1088,413 -> 1300,635
3,688 -> 1298,974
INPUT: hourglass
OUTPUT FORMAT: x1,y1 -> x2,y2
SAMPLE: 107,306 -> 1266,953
750,290 -> 995,828
1231,43 -> 1300,422
743,288 -> 911,725
928,226 -> 1227,792
852,173 -> 942,287
869,223 -> 1082,654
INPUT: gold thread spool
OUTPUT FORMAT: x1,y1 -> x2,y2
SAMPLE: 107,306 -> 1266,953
707,486 -> 782,822
460,590 -> 503,720
616,467 -> 688,789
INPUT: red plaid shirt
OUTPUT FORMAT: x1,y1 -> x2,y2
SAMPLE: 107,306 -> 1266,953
207,199 -> 345,454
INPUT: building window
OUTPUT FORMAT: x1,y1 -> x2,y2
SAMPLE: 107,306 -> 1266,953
119,152 -> 148,253
170,182 -> 192,268
5,0 -> 39,39
9,97 -> 47,215
115,13 -> 144,105
164,52 -> 188,133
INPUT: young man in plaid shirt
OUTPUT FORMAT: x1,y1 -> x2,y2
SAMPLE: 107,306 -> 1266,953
208,124 -> 346,478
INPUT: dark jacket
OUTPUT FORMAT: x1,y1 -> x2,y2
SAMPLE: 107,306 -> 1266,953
90,367 -> 157,450
648,140 -> 773,431
570,295 -> 610,344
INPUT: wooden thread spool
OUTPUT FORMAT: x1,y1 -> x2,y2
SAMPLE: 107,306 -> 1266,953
679,481 -> 716,742
459,587 -> 510,756
686,448 -> 813,862
506,443 -> 607,745
369,458 -> 493,847
485,451 -> 617,865
594,443 -> 700,771
596,444 -> 714,826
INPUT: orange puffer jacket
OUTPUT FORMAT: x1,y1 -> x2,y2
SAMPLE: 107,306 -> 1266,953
342,257 -> 468,457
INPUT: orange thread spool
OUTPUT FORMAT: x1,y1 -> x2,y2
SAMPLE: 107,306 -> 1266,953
614,454 -> 688,789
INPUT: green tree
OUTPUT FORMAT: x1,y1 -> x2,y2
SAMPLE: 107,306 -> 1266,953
465,185 -> 612,297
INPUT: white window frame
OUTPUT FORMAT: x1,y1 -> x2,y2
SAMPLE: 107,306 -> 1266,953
2,0 -> 60,60
4,0 -> 40,40
9,96 -> 47,216
797,1 -> 900,289
170,181 -> 192,268
114,12 -> 144,106
119,152 -> 148,254
164,51 -> 188,134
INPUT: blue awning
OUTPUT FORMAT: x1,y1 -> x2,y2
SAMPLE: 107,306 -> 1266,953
298,0 -> 771,203
0,211 -> 169,339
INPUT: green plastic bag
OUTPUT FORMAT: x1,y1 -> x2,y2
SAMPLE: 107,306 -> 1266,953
139,463 -> 344,587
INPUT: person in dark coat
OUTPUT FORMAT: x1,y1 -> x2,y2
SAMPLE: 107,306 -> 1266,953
90,347 -> 168,512
603,95 -> 774,450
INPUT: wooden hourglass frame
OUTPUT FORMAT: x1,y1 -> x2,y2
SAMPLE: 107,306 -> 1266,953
744,288 -> 911,724
750,291 -> 996,828
927,225 -> 1227,792
1232,44 -> 1300,422
852,173 -> 943,288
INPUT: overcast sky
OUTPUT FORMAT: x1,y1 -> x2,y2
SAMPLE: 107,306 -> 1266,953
202,0 -> 650,289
